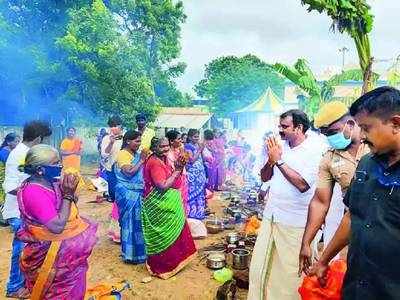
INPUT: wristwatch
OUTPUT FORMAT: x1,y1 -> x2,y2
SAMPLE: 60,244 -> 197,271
276,159 -> 285,167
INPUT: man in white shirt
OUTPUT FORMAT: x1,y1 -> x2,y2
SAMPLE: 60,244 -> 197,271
2,120 -> 51,298
100,115 -> 123,201
248,110 -> 325,300
101,116 -> 123,243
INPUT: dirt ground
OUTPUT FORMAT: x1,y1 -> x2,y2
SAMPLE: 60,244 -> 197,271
0,166 -> 248,300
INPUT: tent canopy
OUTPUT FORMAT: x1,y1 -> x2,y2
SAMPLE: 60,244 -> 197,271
154,107 -> 213,129
235,87 -> 283,114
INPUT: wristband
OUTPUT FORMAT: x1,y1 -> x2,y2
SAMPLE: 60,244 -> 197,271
276,160 -> 285,167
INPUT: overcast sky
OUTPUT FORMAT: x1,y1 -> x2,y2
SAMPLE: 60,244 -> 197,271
176,0 -> 400,94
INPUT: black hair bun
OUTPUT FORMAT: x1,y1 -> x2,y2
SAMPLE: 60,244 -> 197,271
19,164 -> 37,175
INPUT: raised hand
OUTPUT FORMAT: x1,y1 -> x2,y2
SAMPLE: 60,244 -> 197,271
174,155 -> 187,171
140,149 -> 150,162
199,142 -> 205,151
61,174 -> 79,197
267,137 -> 282,164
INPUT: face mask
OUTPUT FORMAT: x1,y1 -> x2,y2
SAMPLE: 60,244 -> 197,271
42,165 -> 62,183
327,124 -> 352,150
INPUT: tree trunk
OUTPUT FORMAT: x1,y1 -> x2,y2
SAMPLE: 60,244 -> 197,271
361,58 -> 374,95
353,32 -> 373,95
147,34 -> 157,103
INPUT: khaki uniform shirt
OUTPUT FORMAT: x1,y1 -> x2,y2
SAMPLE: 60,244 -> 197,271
317,143 -> 370,196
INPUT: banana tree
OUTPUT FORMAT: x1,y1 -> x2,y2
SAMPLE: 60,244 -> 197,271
274,59 -> 378,117
300,0 -> 374,94
274,59 -> 321,116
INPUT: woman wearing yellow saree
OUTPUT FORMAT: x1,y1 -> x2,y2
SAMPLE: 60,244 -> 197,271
60,127 -> 82,172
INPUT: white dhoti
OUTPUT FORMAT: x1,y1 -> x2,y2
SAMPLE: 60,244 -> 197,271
248,217 -> 307,300
312,185 -> 345,261
323,184 -> 345,258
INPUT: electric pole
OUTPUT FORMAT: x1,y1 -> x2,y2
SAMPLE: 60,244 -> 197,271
339,46 -> 349,71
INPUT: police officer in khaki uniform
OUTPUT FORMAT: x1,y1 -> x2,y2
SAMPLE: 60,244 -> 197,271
298,101 -> 369,275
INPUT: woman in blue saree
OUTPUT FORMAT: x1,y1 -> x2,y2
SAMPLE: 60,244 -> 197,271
184,129 -> 207,220
114,130 -> 147,264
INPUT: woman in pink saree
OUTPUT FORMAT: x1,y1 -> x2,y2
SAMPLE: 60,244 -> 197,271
213,129 -> 226,190
17,145 -> 97,300
166,130 -> 189,215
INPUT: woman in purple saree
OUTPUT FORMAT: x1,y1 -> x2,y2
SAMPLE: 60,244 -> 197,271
203,129 -> 217,192
213,130 -> 226,190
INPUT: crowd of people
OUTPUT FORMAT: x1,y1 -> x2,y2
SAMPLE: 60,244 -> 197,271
1,86 -> 399,299
0,111 -> 249,298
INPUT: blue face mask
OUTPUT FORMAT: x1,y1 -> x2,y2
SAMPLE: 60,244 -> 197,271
42,165 -> 62,183
326,124 -> 352,150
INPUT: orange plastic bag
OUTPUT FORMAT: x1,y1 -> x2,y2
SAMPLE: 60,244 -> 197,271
85,281 -> 131,300
242,216 -> 261,235
298,259 -> 347,300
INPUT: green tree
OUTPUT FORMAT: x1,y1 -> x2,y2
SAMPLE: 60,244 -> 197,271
274,59 -> 321,116
58,0 -> 158,126
274,59 -> 378,117
195,55 -> 285,117
0,0 -> 188,126
0,1 -> 88,119
300,0 -> 374,94
109,0 -> 188,107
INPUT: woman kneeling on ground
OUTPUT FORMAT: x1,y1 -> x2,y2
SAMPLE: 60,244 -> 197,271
17,144 -> 97,299
142,137 -> 196,279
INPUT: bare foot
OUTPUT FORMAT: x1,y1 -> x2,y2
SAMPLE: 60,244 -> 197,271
6,287 -> 30,299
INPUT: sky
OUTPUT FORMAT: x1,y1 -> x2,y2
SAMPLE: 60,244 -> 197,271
176,0 -> 400,95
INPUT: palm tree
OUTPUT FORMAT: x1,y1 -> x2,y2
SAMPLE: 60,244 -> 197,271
300,0 -> 374,94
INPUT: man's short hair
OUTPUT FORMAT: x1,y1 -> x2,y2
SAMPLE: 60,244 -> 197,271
135,113 -> 147,122
23,120 -> 52,142
350,86 -> 400,119
203,129 -> 215,141
280,109 -> 310,133
107,115 -> 122,127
